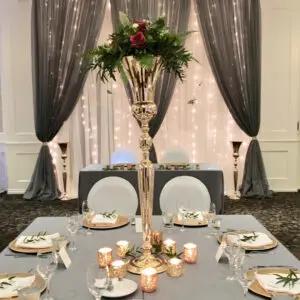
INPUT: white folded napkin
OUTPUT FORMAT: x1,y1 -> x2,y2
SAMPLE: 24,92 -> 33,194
16,233 -> 60,249
177,208 -> 203,221
0,275 -> 35,298
227,232 -> 273,247
255,273 -> 300,295
92,214 -> 118,224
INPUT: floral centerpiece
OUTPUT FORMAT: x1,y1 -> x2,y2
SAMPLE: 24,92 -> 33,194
85,12 -> 195,274
85,12 -> 195,82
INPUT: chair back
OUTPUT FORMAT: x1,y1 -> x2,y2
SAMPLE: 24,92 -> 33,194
159,176 -> 211,213
111,148 -> 137,164
161,147 -> 189,164
87,177 -> 138,215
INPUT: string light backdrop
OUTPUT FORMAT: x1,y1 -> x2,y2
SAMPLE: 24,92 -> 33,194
67,1 -> 249,196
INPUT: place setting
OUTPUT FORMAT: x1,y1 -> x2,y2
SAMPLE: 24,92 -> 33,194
81,201 -> 129,231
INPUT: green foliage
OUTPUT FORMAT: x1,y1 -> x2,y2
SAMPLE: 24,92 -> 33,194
84,12 -> 195,82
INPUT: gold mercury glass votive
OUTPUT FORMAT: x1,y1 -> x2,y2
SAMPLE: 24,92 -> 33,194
98,247 -> 112,267
151,231 -> 163,245
163,239 -> 176,255
167,257 -> 184,277
183,243 -> 198,264
111,260 -> 127,279
116,240 -> 129,258
141,268 -> 158,293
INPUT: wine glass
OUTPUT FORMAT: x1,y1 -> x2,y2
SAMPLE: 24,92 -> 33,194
86,264 -> 108,300
205,202 -> 216,238
234,247 -> 246,277
82,201 -> 93,236
177,201 -> 187,232
36,251 -> 57,300
66,215 -> 80,252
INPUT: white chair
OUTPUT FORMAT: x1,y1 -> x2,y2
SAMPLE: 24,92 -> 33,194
111,148 -> 137,164
87,177 -> 138,215
159,176 -> 211,213
160,147 -> 189,164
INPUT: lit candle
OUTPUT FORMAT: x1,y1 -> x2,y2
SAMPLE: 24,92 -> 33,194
116,240 -> 129,258
111,259 -> 127,279
98,247 -> 112,267
163,239 -> 176,255
141,268 -> 158,293
151,231 -> 163,246
167,257 -> 184,277
183,243 -> 198,264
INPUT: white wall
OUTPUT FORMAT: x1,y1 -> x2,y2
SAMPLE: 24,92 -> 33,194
0,0 -> 40,194
0,0 -> 299,194
260,0 -> 300,192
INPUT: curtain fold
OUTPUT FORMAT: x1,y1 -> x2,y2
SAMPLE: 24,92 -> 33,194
194,0 -> 271,198
110,0 -> 191,162
24,0 -> 107,200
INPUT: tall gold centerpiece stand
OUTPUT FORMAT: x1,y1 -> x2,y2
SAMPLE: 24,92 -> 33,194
122,56 -> 167,274
229,141 -> 242,200
58,142 -> 69,201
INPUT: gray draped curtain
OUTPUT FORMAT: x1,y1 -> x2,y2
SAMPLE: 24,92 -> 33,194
24,0 -> 107,200
111,0 -> 191,162
195,0 -> 272,198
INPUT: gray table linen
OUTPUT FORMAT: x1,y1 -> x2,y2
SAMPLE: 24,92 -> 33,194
78,164 -> 224,214
1,215 -> 299,299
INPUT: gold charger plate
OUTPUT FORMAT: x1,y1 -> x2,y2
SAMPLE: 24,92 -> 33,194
217,231 -> 278,251
83,215 -> 129,229
8,235 -> 69,254
245,267 -> 300,299
174,217 -> 208,227
0,272 -> 46,299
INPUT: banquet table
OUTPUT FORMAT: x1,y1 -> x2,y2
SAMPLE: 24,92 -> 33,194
1,215 -> 300,299
78,163 -> 224,214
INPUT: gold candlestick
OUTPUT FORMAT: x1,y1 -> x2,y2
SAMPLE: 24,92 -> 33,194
58,142 -> 69,200
230,141 -> 242,200
123,56 -> 167,274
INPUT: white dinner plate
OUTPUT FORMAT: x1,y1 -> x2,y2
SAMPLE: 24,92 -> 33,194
102,278 -> 138,298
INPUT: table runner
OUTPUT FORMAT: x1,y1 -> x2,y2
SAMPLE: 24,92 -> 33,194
78,163 -> 224,215
1,215 -> 299,299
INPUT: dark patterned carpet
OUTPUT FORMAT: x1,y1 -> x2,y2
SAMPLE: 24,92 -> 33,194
0,192 -> 299,259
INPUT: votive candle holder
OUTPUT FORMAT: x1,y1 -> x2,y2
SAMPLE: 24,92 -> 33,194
98,247 -> 112,267
151,231 -> 163,246
163,239 -> 176,255
183,243 -> 197,264
111,259 -> 127,279
167,257 -> 184,277
141,268 -> 158,293
116,240 -> 129,258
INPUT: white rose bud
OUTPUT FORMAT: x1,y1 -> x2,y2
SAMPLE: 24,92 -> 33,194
132,23 -> 139,29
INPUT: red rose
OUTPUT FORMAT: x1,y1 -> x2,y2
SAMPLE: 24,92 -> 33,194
133,20 -> 147,32
130,32 -> 146,48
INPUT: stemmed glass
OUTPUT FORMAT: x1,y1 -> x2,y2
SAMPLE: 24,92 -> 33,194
36,251 -> 58,300
82,200 -> 93,236
177,201 -> 187,232
87,264 -> 108,300
66,215 -> 80,252
205,202 -> 216,238
236,273 -> 250,299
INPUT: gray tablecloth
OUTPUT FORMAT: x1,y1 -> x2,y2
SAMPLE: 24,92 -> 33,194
1,216 -> 299,300
78,164 -> 224,214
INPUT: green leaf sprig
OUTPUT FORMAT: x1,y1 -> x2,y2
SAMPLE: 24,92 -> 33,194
164,247 -> 183,259
184,211 -> 200,219
239,231 -> 258,242
0,276 -> 16,289
102,210 -> 117,219
125,244 -> 143,258
23,231 -> 48,244
274,269 -> 300,288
